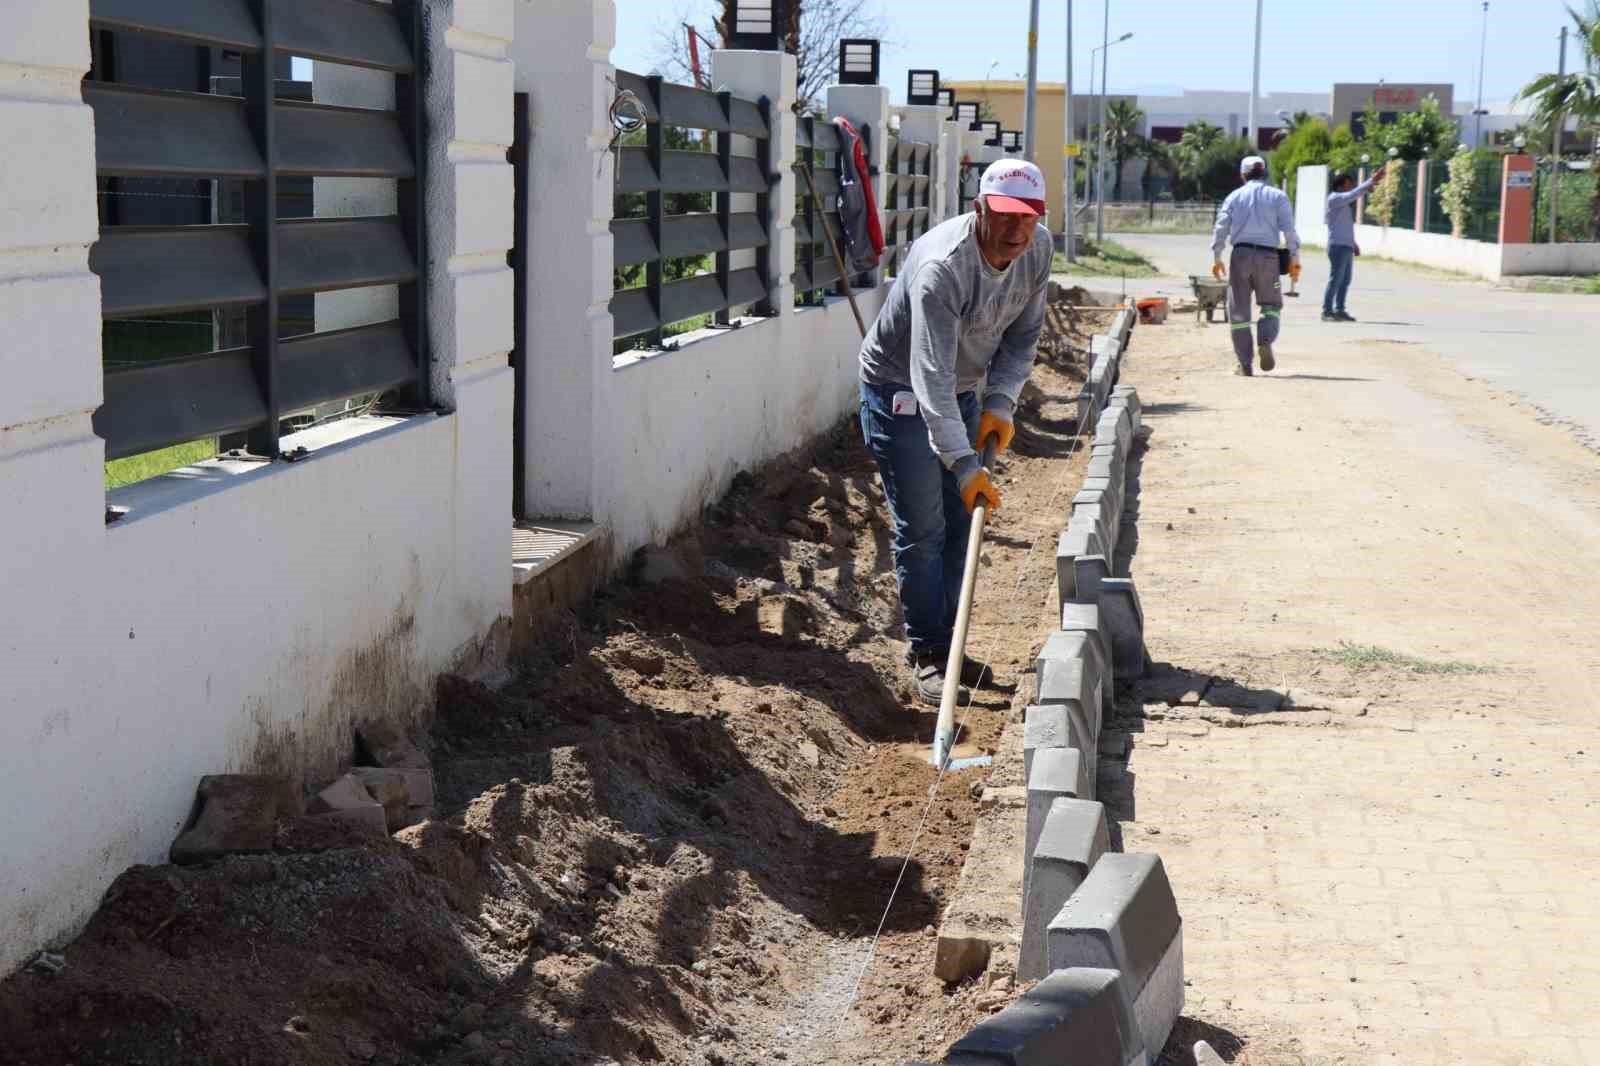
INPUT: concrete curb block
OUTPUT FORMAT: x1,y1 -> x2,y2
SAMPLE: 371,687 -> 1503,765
946,967 -> 1145,1066
1019,798 -> 1110,981
1047,853 -> 1184,1062
1097,577 -> 1148,680
1025,748 -> 1091,877
1036,629 -> 1108,730
1055,528 -> 1107,603
1060,601 -> 1115,703
1024,703 -> 1096,794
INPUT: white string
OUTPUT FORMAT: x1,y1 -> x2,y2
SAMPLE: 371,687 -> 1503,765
829,331 -> 1107,1039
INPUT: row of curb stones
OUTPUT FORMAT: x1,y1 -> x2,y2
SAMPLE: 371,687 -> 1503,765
911,309 -> 1185,1065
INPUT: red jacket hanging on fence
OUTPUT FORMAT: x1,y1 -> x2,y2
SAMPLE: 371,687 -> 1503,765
833,116 -> 885,264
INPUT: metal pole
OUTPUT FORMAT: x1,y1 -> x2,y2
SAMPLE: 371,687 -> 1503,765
1096,0 -> 1109,242
1550,24 -> 1567,243
1064,0 -> 1076,260
1023,0 -> 1041,161
1475,2 -> 1489,148
1248,0 -> 1263,151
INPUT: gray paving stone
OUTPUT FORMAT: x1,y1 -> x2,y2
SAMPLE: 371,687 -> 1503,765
1026,748 -> 1090,874
1019,798 -> 1110,980
1098,576 -> 1147,680
946,967 -> 1146,1066
1048,853 -> 1184,1062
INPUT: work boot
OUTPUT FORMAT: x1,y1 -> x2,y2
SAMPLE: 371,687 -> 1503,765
1257,340 -> 1276,372
1233,363 -> 1253,377
1334,311 -> 1357,322
1321,311 -> 1338,322
911,651 -> 972,708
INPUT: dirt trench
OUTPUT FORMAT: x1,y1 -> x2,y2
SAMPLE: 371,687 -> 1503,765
0,305 -> 1109,1066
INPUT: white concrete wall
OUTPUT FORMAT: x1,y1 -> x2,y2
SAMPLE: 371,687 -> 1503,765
0,0 -> 514,976
1500,241 -> 1600,277
1295,164 -> 1331,244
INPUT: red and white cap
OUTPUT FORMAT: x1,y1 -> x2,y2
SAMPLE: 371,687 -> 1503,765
978,160 -> 1047,216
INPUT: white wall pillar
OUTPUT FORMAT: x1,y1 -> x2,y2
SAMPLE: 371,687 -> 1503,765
939,120 -> 961,221
713,50 -> 798,317
827,83 -> 890,283
898,103 -> 945,229
0,0 -> 110,978
511,0 -> 614,519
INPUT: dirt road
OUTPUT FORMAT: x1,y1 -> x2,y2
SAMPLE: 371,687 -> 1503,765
1111,271 -> 1600,1064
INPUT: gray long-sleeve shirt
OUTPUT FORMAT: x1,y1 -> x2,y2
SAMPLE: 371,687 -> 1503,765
859,212 -> 1052,477
1210,179 -> 1300,259
1325,176 -> 1377,247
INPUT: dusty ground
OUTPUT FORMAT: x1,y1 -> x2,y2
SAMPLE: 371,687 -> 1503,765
1112,310 -> 1600,1065
0,303 -> 1110,1066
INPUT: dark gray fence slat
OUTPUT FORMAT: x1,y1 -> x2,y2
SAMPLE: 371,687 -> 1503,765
609,288 -> 656,339
278,216 -> 417,294
658,273 -> 724,325
617,147 -> 656,192
810,169 -> 840,198
277,321 -> 417,414
812,124 -> 842,152
727,267 -> 765,306
729,156 -> 767,193
89,0 -> 261,50
96,350 -> 266,460
726,96 -> 768,139
93,226 -> 264,316
612,212 -> 769,266
657,150 -> 726,193
87,84 -> 263,178
276,101 -> 415,178
276,0 -> 414,73
655,81 -> 729,132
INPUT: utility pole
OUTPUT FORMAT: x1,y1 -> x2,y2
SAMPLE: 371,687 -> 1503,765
1248,0 -> 1263,152
1475,2 -> 1490,148
1095,0 -> 1109,242
1023,0 -> 1041,161
1064,0 -> 1076,260
1550,24 -> 1568,243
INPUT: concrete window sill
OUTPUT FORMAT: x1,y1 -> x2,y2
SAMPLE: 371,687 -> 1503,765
611,314 -> 774,371
105,413 -> 433,528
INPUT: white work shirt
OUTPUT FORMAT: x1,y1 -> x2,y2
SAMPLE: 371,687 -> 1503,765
1211,179 -> 1300,259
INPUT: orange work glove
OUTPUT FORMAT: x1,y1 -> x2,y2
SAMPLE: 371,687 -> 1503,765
976,411 -> 1015,455
959,468 -> 1001,513
1211,260 -> 1226,281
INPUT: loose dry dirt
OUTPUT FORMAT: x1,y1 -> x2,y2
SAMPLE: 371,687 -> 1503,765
0,304 -> 1112,1066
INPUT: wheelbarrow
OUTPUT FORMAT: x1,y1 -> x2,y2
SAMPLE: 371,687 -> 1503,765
1188,274 -> 1228,324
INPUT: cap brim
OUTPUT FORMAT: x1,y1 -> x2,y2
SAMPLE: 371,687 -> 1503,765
982,193 -> 1045,216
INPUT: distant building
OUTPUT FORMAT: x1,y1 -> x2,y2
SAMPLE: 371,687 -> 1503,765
1331,83 -> 1455,138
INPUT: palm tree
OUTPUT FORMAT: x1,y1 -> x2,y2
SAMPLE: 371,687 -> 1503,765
1272,109 -> 1314,144
1138,139 -> 1177,200
1517,2 -> 1600,234
1104,99 -> 1146,202
1173,120 -> 1225,197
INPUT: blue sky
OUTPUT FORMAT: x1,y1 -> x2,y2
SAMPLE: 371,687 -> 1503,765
612,0 -> 1583,108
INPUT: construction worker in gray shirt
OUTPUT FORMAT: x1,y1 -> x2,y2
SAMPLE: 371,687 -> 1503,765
859,160 -> 1052,706
1210,155 -> 1301,375
1322,166 -> 1386,321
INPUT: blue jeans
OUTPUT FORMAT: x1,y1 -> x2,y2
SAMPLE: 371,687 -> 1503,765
859,379 -> 981,658
1324,244 -> 1355,314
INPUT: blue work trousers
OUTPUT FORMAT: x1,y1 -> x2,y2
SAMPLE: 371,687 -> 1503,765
1324,244 -> 1355,314
858,379 -> 981,658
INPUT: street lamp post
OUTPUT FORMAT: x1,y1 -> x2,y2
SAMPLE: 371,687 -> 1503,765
1023,0 -> 1041,161
1063,0 -> 1076,260
1474,2 -> 1489,148
1248,0 -> 1263,150
1093,31 -> 1134,242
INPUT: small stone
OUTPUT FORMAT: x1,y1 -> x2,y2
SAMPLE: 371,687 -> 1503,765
798,741 -> 821,768
464,1032 -> 487,1050
346,1037 -> 377,1061
458,1004 -> 486,1029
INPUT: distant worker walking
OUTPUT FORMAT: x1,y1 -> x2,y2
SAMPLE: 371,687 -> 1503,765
1210,155 -> 1300,376
1322,167 -> 1386,322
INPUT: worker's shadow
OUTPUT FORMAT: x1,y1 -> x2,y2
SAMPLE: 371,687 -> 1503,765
1266,372 -> 1375,382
